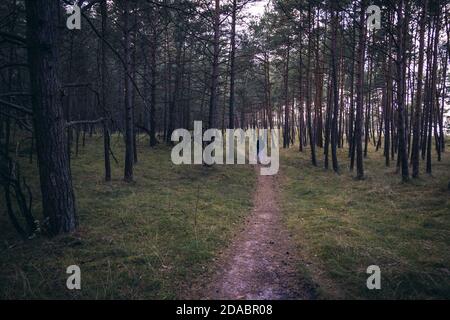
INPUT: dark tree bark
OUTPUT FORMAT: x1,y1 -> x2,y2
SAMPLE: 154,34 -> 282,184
330,4 -> 340,172
439,48 -> 447,154
324,76 -> 332,170
355,0 -> 367,179
167,27 -> 184,143
283,43 -> 290,148
209,0 -> 221,129
427,11 -> 441,174
396,0 -> 409,182
349,3 -> 356,170
412,0 -> 427,178
229,0 -> 236,129
149,27 -> 158,147
384,39 -> 393,167
25,0 -> 77,234
306,5 -> 317,166
421,24 -> 433,161
123,1 -> 134,182
297,44 -> 304,152
314,11 -> 323,149
100,0 -> 111,182
264,51 -> 273,129
132,29 -> 138,165
364,38 -> 373,158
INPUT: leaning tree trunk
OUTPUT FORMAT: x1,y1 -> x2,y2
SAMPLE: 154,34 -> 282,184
25,0 -> 77,234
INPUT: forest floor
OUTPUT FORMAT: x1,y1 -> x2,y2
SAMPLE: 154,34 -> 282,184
0,135 -> 449,299
186,166 -> 315,299
280,141 -> 450,299
0,135 -> 256,299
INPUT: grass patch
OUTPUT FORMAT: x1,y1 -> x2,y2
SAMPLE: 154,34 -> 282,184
0,134 -> 256,299
280,142 -> 450,299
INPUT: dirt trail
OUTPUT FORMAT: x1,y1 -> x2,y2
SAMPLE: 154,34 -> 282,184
188,167 -> 315,300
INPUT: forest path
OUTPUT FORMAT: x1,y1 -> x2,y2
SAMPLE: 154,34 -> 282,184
188,166 -> 315,300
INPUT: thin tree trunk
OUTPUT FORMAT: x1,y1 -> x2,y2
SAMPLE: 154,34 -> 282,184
412,0 -> 427,178
229,0 -> 236,129
123,1 -> 134,182
306,5 -> 317,166
330,4 -> 340,172
355,0 -> 367,179
396,0 -> 409,181
209,0 -> 221,129
427,11 -> 441,174
283,43 -> 290,148
100,0 -> 111,181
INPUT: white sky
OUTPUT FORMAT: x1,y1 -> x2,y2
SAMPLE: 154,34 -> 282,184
244,0 -> 269,19
236,0 -> 269,32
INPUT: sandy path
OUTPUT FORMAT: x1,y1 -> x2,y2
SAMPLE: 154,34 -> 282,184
188,167 -> 315,300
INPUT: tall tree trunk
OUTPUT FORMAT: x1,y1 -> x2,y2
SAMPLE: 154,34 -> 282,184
123,1 -> 134,182
314,11 -> 323,149
324,76 -> 332,169
412,0 -> 427,178
330,4 -> 340,172
427,11 -> 441,174
297,46 -> 304,152
25,0 -> 77,234
209,0 -> 220,129
355,0 -> 367,179
149,27 -> 158,147
306,5 -> 317,166
349,4 -> 356,170
100,0 -> 111,182
384,19 -> 393,167
264,51 -> 273,129
132,29 -> 138,164
167,28 -> 183,143
439,49 -> 447,153
229,0 -> 236,129
283,43 -> 290,148
396,0 -> 409,181
364,37 -> 373,158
